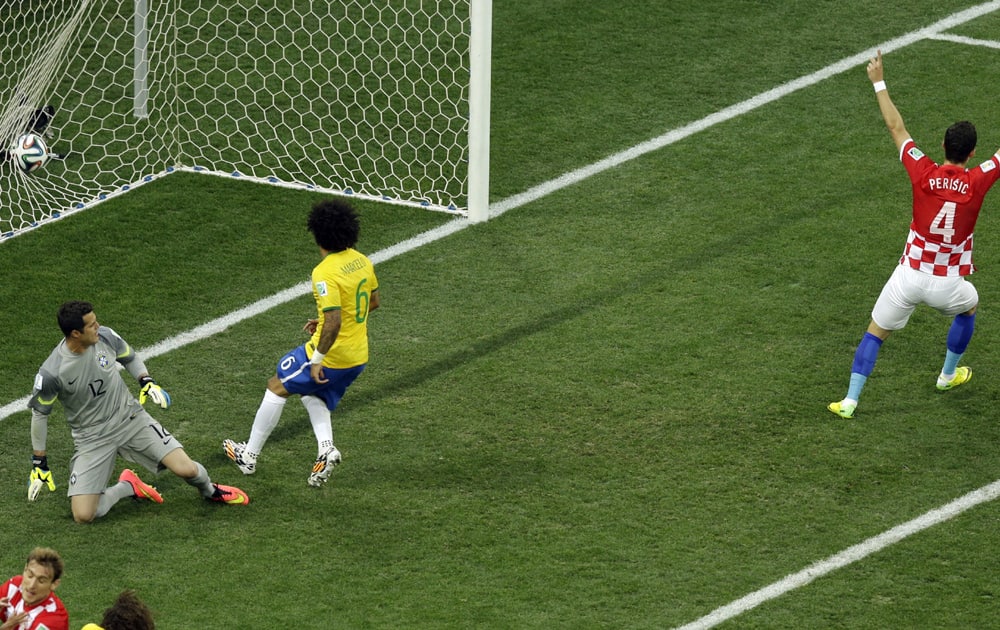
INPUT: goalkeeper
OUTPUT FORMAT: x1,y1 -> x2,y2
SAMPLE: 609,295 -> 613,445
27,300 -> 250,522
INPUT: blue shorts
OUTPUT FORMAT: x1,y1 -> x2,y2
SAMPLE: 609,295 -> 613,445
276,345 -> 366,410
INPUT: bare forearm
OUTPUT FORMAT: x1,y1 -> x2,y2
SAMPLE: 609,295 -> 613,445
876,92 -> 906,137
316,324 -> 340,354
867,50 -> 909,149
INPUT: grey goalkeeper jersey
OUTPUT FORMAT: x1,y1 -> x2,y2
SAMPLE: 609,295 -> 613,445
28,326 -> 148,442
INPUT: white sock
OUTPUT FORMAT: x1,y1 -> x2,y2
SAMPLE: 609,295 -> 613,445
246,390 -> 287,457
301,395 -> 333,455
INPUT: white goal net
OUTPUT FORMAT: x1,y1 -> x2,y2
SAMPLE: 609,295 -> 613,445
0,0 -> 484,241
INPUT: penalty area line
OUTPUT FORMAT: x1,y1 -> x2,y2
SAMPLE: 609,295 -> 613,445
673,479 -> 1000,630
926,32 -> 1000,49
489,0 -> 1000,218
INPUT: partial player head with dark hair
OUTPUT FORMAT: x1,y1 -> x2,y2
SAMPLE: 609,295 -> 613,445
27,105 -> 55,135
26,547 -> 63,582
100,590 -> 155,630
307,199 -> 360,253
944,120 -> 977,164
57,300 -> 94,337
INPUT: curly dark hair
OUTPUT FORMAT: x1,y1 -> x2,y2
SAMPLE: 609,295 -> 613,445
101,590 -> 155,630
57,300 -> 94,337
307,199 -> 360,252
944,120 -> 977,164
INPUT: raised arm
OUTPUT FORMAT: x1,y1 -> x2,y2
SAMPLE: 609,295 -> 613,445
867,50 -> 910,152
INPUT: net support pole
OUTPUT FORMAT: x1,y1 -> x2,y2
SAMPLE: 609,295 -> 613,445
133,0 -> 149,119
467,0 -> 492,223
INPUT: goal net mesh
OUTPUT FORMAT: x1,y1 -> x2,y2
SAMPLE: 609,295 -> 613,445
0,0 -> 470,240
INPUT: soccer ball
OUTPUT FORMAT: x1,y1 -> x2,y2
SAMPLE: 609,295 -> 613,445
10,133 -> 49,174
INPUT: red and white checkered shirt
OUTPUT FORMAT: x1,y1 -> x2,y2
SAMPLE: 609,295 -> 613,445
900,228 -> 974,277
899,138 -> 1000,277
0,575 -> 68,630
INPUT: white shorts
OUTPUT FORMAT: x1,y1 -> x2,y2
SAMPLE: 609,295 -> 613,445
871,264 -> 978,331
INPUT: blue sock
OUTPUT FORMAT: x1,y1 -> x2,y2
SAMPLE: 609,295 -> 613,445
942,312 -> 975,375
847,332 -> 883,401
941,350 -> 962,377
846,373 -> 867,403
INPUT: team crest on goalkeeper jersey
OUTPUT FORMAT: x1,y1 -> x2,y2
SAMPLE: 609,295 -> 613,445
98,353 -> 110,368
315,281 -> 328,297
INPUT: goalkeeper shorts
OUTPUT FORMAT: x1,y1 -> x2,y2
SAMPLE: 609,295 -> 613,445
68,410 -> 182,496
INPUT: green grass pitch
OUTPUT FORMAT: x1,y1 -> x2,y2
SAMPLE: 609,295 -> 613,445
1,1 -> 1000,628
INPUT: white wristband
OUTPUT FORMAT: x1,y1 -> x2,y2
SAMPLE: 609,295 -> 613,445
873,80 -> 886,93
310,349 -> 326,365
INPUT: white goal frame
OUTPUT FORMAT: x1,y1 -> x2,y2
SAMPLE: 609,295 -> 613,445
0,0 -> 491,241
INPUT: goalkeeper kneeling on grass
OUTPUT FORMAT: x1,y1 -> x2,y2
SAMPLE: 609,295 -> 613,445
27,300 -> 250,522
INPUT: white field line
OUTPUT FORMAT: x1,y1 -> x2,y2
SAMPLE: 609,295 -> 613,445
671,3 -> 1000,628
2,9 -> 999,628
0,218 -> 471,421
927,32 -> 1000,49
675,480 -> 1000,630
0,4 -> 994,418
490,1 -> 1000,217
0,0 -> 1000,630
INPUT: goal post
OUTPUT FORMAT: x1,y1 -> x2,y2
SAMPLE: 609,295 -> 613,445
0,0 -> 491,241
467,0 -> 491,223
133,0 -> 150,120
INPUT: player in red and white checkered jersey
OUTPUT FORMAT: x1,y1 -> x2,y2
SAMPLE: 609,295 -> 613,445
829,50 -> 1000,419
0,547 -> 68,630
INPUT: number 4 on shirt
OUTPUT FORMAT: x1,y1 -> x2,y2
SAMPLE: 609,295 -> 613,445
929,201 -> 956,243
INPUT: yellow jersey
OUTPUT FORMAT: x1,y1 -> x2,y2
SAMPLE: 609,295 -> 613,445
308,248 -> 378,368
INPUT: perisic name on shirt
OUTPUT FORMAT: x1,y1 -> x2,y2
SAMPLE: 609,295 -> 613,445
928,177 -> 969,195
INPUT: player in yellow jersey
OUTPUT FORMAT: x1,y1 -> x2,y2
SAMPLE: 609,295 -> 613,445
81,589 -> 154,630
224,199 -> 380,486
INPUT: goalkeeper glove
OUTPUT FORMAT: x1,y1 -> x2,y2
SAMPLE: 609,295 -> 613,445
138,376 -> 172,409
28,454 -> 55,501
